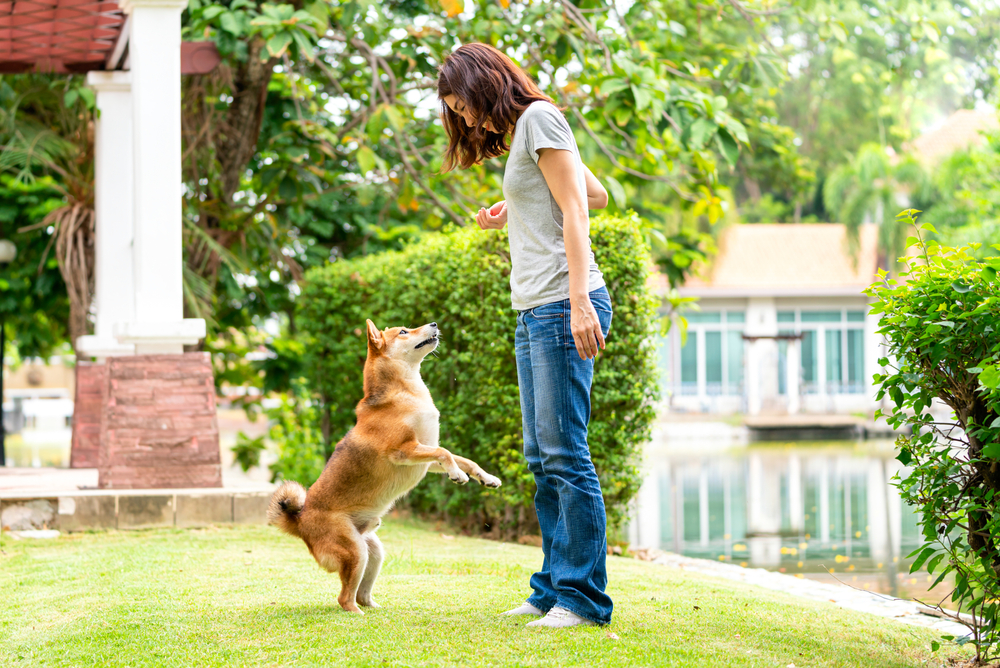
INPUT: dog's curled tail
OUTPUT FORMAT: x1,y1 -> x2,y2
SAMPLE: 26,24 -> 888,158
268,481 -> 307,537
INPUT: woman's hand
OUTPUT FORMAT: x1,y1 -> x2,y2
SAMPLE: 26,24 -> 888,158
570,295 -> 606,360
476,200 -> 507,229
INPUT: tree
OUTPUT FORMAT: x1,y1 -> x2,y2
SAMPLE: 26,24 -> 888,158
0,76 -> 97,356
823,142 -> 928,266
0,175 -> 69,361
866,211 -> 1000,662
918,127 -> 1000,252
773,1 -> 1000,178
4,0 -> 819,360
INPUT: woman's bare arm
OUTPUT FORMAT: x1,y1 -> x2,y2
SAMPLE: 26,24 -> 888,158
583,164 -> 608,210
536,148 -> 605,360
476,164 -> 605,228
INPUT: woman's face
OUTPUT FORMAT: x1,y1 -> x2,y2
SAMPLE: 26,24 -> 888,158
443,94 -> 495,133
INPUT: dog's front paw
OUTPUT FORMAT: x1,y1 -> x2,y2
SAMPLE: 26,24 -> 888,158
477,472 -> 502,488
449,471 -> 470,485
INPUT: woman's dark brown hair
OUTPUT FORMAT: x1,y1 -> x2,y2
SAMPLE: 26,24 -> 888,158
437,43 -> 552,171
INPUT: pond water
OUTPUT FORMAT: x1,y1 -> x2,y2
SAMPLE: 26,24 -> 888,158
3,437 -> 70,468
629,438 -> 943,600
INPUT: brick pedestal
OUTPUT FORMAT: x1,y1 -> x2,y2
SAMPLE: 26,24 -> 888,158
70,362 -> 106,468
97,353 -> 221,489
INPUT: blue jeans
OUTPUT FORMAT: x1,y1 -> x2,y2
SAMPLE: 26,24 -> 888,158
515,285 -> 614,625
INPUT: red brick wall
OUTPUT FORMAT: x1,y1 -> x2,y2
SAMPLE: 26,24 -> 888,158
98,353 -> 222,489
70,363 -> 106,468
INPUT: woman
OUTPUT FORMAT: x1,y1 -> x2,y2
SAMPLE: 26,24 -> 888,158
438,43 -> 614,628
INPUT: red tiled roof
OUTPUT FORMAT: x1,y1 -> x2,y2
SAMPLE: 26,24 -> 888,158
664,223 -> 880,297
0,0 -> 125,73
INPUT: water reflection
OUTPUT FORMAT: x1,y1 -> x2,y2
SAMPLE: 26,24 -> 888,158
630,441 -> 930,597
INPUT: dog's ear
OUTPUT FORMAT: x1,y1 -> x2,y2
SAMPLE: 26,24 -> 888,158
366,319 -> 385,352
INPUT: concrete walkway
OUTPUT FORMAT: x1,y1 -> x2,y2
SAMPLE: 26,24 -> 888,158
649,550 -> 969,637
1,466 -> 275,533
0,466 -> 274,496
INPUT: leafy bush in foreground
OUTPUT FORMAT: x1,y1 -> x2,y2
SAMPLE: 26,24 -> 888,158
866,210 -> 1000,662
282,213 -> 659,538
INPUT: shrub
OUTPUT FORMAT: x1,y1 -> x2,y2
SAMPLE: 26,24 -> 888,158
865,210 -> 1000,662
286,212 -> 660,538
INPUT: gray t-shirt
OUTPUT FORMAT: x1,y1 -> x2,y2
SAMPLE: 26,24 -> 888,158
502,101 -> 604,311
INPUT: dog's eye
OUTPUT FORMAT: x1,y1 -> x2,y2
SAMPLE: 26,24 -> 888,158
399,329 -> 408,335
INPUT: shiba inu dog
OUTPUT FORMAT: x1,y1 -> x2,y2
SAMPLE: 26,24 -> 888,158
268,320 -> 502,613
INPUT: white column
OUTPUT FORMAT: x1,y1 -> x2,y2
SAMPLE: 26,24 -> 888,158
115,0 -> 204,354
745,339 -> 761,415
77,71 -> 136,359
786,339 -> 800,414
817,326 -> 828,403
630,462 -> 661,550
865,305 -> 883,413
745,297 -> 777,415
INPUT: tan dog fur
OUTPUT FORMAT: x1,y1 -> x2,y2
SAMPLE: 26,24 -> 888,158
268,320 -> 501,613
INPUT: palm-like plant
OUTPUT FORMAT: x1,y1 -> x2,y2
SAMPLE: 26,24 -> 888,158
0,75 -> 96,355
823,142 -> 929,268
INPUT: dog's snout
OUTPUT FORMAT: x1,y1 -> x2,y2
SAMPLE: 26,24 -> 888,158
429,322 -> 438,329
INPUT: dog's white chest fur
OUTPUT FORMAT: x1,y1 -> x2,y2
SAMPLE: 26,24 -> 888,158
409,408 -> 439,446
407,379 -> 440,446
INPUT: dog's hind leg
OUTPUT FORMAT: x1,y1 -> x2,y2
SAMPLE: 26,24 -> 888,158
310,516 -> 368,614
356,533 -> 383,608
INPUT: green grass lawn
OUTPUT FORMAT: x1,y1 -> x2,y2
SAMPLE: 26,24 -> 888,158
0,518 -> 967,667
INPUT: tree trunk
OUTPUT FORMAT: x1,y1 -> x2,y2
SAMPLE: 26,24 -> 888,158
47,203 -> 95,359
961,399 -> 1000,576
215,38 -> 278,206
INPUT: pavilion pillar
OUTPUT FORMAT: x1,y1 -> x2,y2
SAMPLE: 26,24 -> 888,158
78,71 -> 136,360
70,0 -> 221,488
786,339 -> 801,415
73,72 -> 135,468
115,0 -> 204,353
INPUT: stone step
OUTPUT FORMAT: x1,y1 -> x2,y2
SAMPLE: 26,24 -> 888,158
0,488 -> 271,532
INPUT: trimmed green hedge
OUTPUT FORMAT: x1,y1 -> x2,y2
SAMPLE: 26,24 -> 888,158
291,212 -> 659,537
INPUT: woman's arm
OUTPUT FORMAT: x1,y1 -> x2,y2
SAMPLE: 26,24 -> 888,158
583,164 -> 608,210
536,148 -> 605,360
475,163 -> 605,229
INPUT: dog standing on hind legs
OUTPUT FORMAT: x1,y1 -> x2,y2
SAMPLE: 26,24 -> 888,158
268,319 -> 502,613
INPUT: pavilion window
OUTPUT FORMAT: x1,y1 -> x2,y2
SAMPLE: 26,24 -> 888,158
705,331 -> 723,394
825,329 -> 843,387
801,330 -> 818,391
674,310 -> 745,398
725,330 -> 744,394
846,329 -> 865,391
680,333 -> 699,395
780,309 -> 866,396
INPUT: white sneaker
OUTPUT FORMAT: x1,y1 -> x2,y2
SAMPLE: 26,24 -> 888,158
500,602 -> 543,617
525,606 -> 596,628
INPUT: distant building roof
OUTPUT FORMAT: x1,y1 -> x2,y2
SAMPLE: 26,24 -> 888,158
670,223 -> 879,298
909,109 -> 999,164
